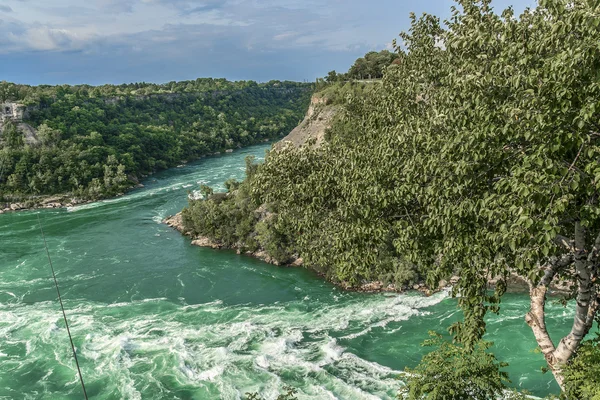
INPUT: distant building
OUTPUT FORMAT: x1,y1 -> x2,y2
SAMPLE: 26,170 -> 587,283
1,103 -> 26,122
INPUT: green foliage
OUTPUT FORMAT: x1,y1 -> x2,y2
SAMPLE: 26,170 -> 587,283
255,213 -> 295,264
562,334 -> 600,400
181,174 -> 261,250
400,332 -> 510,400
0,80 -> 311,201
2,120 -> 23,148
224,178 -> 240,192
245,386 -> 298,400
183,1 -> 600,391
347,50 -> 400,80
315,81 -> 377,107
199,184 -> 214,199
316,50 -> 399,90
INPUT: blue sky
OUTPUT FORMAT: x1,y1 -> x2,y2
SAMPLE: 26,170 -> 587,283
0,0 -> 535,86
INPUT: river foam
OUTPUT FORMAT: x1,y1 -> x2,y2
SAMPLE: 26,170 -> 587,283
0,290 -> 448,399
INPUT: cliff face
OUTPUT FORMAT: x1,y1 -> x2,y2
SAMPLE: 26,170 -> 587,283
0,102 -> 39,146
274,95 -> 338,150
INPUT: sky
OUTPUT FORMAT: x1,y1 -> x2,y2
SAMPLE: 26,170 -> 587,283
0,0 -> 535,86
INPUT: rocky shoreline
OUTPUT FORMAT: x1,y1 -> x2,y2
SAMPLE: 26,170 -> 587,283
0,195 -> 92,213
164,213 -> 561,296
0,184 -> 146,214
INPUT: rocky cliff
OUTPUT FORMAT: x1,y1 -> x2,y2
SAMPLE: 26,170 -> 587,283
274,94 -> 338,150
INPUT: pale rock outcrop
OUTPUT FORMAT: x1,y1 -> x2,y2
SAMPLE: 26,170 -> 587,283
274,95 -> 338,150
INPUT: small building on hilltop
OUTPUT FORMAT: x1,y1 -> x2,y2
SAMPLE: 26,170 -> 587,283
1,103 -> 26,122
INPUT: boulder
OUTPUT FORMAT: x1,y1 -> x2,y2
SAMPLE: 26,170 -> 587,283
290,258 -> 304,267
164,213 -> 185,232
191,237 -> 221,249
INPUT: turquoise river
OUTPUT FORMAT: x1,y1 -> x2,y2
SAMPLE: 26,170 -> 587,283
0,144 -> 573,399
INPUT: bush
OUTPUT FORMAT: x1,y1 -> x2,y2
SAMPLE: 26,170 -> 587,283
401,332 -> 510,400
561,334 -> 600,400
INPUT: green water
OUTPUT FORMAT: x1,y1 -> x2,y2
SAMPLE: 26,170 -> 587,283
0,144 -> 569,399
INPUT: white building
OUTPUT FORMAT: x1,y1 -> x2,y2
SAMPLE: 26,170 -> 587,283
1,103 -> 25,122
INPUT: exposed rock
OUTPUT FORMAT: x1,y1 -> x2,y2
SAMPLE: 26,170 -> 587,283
274,95 -> 339,150
225,149 -> 234,153
253,250 -> 279,265
41,196 -> 63,205
164,213 -> 185,232
18,123 -> 39,145
191,237 -> 221,249
290,258 -> 303,267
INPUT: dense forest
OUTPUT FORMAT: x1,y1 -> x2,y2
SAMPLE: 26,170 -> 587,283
181,0 -> 600,398
0,80 -> 311,202
0,78 -> 293,105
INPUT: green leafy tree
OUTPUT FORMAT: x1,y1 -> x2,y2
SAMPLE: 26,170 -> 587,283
181,0 -> 600,392
401,332 -> 512,400
37,123 -> 61,146
326,70 -> 340,83
2,120 -> 23,148
347,50 -> 399,80
561,334 -> 600,400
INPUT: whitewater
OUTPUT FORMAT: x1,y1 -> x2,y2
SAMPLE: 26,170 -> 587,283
0,144 -> 568,399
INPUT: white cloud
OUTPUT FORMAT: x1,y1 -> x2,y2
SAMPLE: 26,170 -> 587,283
21,26 -> 87,51
0,18 -> 93,53
273,32 -> 297,41
1,0 -> 367,55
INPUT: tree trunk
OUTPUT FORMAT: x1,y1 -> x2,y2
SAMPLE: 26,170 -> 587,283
525,222 -> 598,390
525,269 -> 562,386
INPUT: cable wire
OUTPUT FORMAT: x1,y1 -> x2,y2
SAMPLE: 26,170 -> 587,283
38,214 -> 89,400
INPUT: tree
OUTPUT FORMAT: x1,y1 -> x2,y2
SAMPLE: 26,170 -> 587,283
260,0 -> 600,390
347,50 -> 399,80
37,123 -> 62,146
0,78 -> 311,200
378,0 -> 600,388
401,332 -> 514,400
2,120 -> 23,148
561,334 -> 600,399
180,0 -> 600,393
326,70 -> 339,83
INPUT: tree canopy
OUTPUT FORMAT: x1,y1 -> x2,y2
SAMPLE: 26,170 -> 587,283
0,80 -> 311,201
181,0 -> 600,394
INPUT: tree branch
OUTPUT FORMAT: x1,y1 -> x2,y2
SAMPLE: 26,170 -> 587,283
559,143 -> 585,186
554,235 -> 574,252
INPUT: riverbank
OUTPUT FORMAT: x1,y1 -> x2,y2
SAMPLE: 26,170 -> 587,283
0,195 -> 96,213
164,213 -> 562,296
0,188 -> 142,214
0,146 -> 262,215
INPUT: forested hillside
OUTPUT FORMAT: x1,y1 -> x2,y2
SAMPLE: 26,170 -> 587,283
0,80 -> 311,202
180,0 -> 600,397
